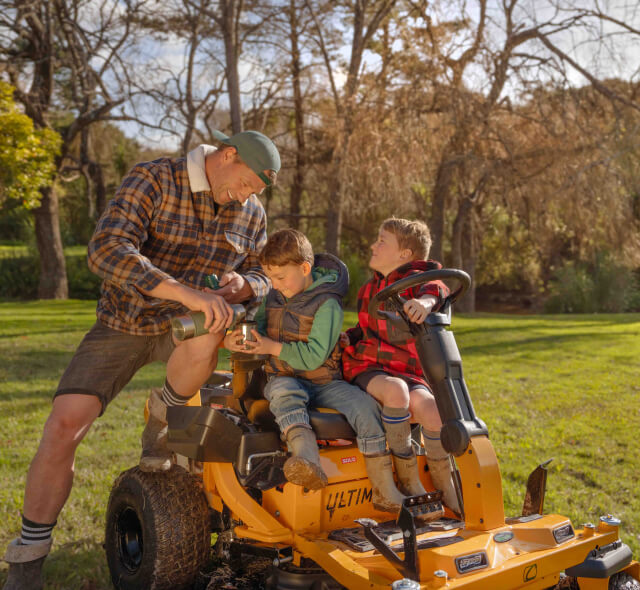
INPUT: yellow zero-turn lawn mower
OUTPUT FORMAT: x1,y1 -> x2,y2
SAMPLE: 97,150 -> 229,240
104,269 -> 639,590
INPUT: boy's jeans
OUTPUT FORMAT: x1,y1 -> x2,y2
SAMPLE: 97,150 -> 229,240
263,376 -> 387,456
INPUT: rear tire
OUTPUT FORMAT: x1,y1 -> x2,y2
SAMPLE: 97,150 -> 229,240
105,465 -> 211,590
609,573 -> 640,590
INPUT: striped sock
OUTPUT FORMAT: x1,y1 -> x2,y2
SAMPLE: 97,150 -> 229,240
21,515 -> 56,545
159,380 -> 190,407
381,406 -> 413,457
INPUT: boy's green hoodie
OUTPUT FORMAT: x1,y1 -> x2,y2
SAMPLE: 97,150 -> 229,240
254,253 -> 347,381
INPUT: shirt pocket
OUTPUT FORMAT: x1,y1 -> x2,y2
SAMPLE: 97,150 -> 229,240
224,230 -> 255,255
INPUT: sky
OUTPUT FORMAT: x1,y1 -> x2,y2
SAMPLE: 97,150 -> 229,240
113,0 -> 640,152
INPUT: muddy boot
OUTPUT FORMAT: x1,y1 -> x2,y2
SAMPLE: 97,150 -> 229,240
364,453 -> 406,513
283,425 -> 327,490
139,388 -> 172,472
392,452 -> 428,497
3,538 -> 51,590
423,429 -> 461,514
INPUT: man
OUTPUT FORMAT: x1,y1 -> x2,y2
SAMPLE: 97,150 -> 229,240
2,130 -> 280,590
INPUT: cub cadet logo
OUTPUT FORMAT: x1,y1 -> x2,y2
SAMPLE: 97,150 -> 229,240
455,552 -> 488,574
341,456 -> 357,464
326,487 -> 372,518
523,564 -> 538,582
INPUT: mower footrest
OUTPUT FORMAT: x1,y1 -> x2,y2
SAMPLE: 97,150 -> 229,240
329,519 -> 462,552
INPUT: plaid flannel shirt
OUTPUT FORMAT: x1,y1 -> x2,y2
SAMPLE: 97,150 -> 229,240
87,145 -> 269,335
341,260 -> 449,386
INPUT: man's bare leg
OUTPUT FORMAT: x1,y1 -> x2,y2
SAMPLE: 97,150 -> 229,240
22,394 -> 102,524
166,329 -> 225,396
139,329 -> 224,471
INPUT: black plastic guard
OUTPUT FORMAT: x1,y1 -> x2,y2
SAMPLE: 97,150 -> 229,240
565,540 -> 632,579
167,406 -> 243,462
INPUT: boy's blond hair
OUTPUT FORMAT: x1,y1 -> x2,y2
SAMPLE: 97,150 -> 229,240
381,217 -> 432,260
259,228 -> 314,267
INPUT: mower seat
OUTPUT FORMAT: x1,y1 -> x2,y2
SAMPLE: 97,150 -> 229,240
246,399 -> 357,440
309,408 -> 357,440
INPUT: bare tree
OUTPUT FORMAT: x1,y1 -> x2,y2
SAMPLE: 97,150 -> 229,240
134,0 -> 227,152
306,0 -> 397,254
0,0 -> 148,298
385,0 -> 640,310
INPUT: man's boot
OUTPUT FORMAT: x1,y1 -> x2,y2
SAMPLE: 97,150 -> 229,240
392,452 -> 428,497
2,538 -> 51,590
283,425 -> 328,490
423,429 -> 461,514
139,388 -> 172,472
363,453 -> 406,513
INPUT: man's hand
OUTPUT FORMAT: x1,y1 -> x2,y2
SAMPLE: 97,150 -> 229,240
183,289 -> 234,333
403,295 -> 437,323
216,271 -> 255,303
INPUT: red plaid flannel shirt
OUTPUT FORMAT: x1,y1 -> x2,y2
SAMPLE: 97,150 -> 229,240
341,260 -> 449,386
87,149 -> 268,335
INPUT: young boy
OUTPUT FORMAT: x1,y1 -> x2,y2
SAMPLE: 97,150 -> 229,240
224,228 -> 406,513
341,217 -> 460,513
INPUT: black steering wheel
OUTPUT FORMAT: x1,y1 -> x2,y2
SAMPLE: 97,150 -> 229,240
368,268 -> 471,320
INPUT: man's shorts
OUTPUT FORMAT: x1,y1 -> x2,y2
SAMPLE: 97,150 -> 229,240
353,368 -> 432,394
54,321 -> 175,415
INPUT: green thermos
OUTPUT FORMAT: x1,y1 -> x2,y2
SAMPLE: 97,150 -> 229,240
171,304 -> 246,341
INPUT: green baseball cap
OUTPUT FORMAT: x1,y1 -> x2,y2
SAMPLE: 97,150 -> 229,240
212,129 -> 281,186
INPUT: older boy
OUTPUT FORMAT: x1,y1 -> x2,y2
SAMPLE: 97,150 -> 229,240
224,229 -> 405,512
341,217 -> 460,513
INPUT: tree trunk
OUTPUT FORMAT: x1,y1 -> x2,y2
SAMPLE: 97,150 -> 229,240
33,184 -> 68,299
450,195 -> 476,312
288,0 -> 305,229
430,157 -> 457,264
458,214 -> 476,313
222,0 -> 243,133
324,140 -> 348,255
89,160 -> 106,217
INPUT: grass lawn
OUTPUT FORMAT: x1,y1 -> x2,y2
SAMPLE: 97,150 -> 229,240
0,244 -> 88,258
0,301 -> 638,589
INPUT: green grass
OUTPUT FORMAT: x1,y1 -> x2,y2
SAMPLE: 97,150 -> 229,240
0,244 -> 88,258
0,302 -> 638,589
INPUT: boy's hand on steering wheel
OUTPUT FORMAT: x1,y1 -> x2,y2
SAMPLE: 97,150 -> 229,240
403,295 -> 437,323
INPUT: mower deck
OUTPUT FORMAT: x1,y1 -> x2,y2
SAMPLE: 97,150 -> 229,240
298,517 -> 626,589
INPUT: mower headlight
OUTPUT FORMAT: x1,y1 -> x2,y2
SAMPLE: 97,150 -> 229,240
553,523 -> 575,544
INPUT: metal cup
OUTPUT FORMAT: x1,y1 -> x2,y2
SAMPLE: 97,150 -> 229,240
238,320 -> 257,350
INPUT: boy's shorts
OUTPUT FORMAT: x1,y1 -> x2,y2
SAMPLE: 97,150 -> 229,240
354,368 -> 432,394
54,320 -> 175,415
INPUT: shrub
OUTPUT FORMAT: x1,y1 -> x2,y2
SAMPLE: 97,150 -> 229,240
342,252 -> 370,310
0,250 -> 101,300
544,253 -> 640,313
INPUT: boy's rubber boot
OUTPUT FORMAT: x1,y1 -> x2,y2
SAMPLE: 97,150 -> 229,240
382,406 -> 428,497
423,431 -> 461,514
2,538 -> 51,590
392,452 -> 428,497
283,425 -> 328,490
139,389 -> 172,472
363,453 -> 406,513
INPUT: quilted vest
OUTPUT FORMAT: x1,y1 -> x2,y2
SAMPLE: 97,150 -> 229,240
264,253 -> 348,384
